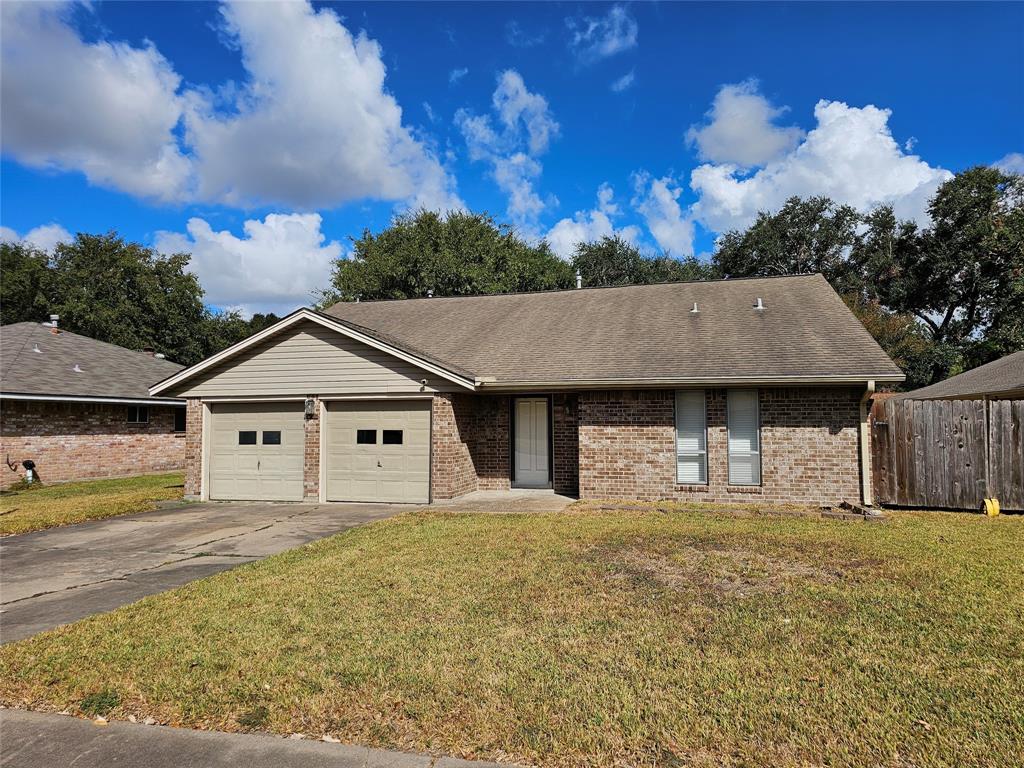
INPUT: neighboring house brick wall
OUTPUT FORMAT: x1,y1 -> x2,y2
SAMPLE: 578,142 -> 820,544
578,387 -> 862,505
184,398 -> 203,498
0,399 -> 185,489
304,397 -> 320,500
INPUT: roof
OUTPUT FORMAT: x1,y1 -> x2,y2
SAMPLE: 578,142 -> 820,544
1,322 -> 185,403
320,274 -> 903,385
896,350 -> 1024,400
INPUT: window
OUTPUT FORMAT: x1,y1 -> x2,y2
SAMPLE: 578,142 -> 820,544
727,390 -> 761,485
262,430 -> 281,445
174,407 -> 186,432
675,390 -> 707,484
356,429 -> 377,445
238,430 -> 257,445
127,405 -> 149,424
382,429 -> 403,445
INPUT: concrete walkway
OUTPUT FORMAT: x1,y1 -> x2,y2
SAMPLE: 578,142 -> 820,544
0,501 -> 401,644
429,489 -> 576,513
0,709 -> 514,768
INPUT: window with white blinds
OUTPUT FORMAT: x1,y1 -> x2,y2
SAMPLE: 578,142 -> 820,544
675,390 -> 707,484
727,389 -> 761,485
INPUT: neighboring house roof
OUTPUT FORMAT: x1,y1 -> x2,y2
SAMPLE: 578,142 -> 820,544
896,350 -> 1024,400
1,322 -> 185,404
322,274 -> 903,386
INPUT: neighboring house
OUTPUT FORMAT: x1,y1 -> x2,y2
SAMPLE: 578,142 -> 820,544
1,321 -> 186,488
894,350 -> 1024,401
150,274 -> 904,506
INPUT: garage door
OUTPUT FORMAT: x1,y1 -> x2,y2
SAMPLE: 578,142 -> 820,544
209,402 -> 304,501
325,400 -> 430,503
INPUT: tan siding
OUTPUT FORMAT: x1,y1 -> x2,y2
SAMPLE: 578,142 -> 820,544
175,321 -> 460,397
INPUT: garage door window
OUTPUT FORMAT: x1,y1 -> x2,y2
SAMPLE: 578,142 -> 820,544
382,430 -> 403,445
357,429 -> 377,444
238,430 -> 257,445
262,430 -> 281,445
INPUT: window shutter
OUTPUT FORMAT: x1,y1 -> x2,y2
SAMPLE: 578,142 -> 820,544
727,389 -> 760,485
675,390 -> 706,484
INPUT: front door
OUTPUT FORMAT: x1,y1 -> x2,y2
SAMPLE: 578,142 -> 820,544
514,397 -> 550,488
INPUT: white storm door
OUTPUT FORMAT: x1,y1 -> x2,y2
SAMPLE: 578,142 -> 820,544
514,397 -> 550,488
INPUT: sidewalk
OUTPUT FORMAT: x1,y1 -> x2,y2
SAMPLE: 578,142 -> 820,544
0,710 -> 519,768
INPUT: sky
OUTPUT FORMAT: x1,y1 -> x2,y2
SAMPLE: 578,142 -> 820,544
1,1 -> 1022,316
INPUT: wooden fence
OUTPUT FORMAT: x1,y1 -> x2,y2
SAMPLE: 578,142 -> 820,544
871,397 -> 1024,511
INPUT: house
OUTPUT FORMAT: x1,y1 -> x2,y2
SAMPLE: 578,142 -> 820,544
0,321 -> 186,488
150,274 -> 904,506
894,349 -> 1024,401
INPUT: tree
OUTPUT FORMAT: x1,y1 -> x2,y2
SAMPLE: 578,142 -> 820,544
571,235 -> 719,287
323,210 -> 574,303
0,242 -> 52,326
0,231 -> 272,366
714,196 -> 862,291
857,167 -> 1024,376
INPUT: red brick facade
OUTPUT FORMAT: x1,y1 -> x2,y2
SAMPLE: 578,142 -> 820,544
578,387 -> 863,505
183,398 -> 203,497
1,399 -> 185,489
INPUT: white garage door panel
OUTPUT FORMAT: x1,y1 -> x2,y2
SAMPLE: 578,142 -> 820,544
210,402 -> 304,501
325,400 -> 430,503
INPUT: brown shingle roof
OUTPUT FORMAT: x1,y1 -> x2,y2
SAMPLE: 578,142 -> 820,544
1,322 -> 184,401
324,274 -> 903,384
896,350 -> 1024,400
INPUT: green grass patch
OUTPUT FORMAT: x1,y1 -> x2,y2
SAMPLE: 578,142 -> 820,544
0,472 -> 184,536
1,507 -> 1021,766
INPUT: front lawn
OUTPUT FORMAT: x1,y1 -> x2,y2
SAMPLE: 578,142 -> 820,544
0,507 -> 1020,767
0,472 -> 184,536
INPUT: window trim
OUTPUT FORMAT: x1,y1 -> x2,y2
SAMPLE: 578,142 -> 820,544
127,405 -> 149,424
727,389 -> 761,486
674,389 -> 707,485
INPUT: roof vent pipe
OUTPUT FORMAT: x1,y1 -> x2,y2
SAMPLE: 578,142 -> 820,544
575,270 -> 582,289
72,364 -> 83,373
754,297 -> 765,310
49,314 -> 59,327
32,344 -> 42,354
427,289 -> 434,298
690,302 -> 699,314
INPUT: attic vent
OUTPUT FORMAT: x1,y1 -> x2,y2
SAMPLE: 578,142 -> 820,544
754,297 -> 766,310
690,302 -> 699,314
427,289 -> 434,298
72,364 -> 83,373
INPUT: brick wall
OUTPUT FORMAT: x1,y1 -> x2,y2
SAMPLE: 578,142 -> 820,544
303,397 -> 320,500
578,387 -> 863,505
431,394 -> 478,499
183,398 -> 203,498
1,399 -> 185,489
552,393 -> 579,495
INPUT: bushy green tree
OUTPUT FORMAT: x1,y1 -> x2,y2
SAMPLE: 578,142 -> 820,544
323,210 -> 574,303
571,235 -> 719,287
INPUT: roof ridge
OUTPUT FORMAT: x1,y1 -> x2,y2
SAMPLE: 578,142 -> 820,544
326,272 -> 823,307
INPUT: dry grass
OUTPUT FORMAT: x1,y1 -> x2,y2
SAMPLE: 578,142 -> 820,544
1,507 -> 1021,767
0,473 -> 184,536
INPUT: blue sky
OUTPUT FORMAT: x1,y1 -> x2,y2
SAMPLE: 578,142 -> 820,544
1,1 -> 1021,315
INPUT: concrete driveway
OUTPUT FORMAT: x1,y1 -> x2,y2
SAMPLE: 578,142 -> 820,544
0,501 -> 402,644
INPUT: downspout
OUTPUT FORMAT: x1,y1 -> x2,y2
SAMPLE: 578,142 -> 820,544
859,380 -> 876,506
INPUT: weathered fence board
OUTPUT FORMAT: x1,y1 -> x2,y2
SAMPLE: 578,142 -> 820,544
871,397 -> 1021,511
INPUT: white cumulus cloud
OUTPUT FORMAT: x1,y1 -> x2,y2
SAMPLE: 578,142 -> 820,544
685,79 -> 804,168
632,173 -> 695,257
994,152 -> 1024,175
546,183 -> 640,259
0,223 -> 73,252
688,95 -> 953,233
567,5 -> 638,65
456,70 -> 559,230
1,1 -> 461,213
154,213 -> 342,316
0,2 -> 191,201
